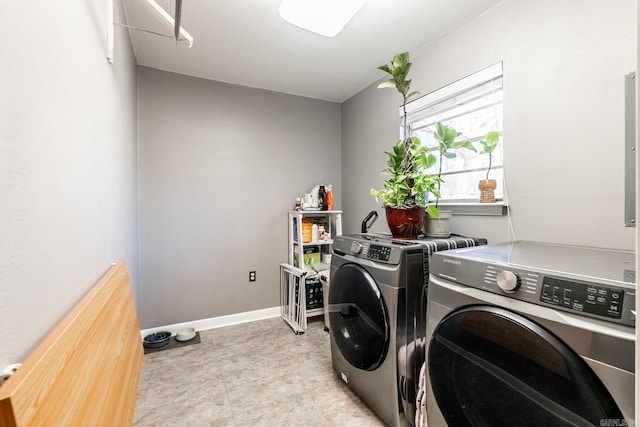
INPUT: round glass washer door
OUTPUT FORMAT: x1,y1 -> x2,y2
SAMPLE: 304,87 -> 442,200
428,305 -> 624,427
329,263 -> 389,371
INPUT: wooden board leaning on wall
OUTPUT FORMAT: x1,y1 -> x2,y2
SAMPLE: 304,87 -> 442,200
0,261 -> 143,427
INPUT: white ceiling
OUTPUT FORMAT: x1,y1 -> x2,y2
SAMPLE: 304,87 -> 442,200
122,0 -> 503,103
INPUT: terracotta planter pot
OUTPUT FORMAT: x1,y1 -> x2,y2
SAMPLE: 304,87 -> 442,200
478,179 -> 497,203
384,206 -> 425,240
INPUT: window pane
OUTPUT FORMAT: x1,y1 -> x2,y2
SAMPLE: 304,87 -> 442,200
438,168 -> 504,201
404,65 -> 504,203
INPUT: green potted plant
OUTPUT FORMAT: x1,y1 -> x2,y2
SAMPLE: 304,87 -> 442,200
370,52 -> 441,239
432,122 -> 476,206
424,122 -> 476,237
477,130 -> 500,202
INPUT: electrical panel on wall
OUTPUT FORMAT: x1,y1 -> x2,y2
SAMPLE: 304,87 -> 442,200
624,71 -> 635,227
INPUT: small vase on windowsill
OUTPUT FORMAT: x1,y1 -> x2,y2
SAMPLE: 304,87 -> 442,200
479,179 -> 497,203
477,131 -> 500,204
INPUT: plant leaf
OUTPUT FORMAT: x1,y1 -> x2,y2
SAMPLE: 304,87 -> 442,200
426,205 -> 440,218
406,90 -> 420,100
378,64 -> 392,74
377,81 -> 396,90
486,131 -> 499,144
459,140 -> 477,152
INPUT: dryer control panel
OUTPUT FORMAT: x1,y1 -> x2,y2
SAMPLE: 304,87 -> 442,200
430,248 -> 636,327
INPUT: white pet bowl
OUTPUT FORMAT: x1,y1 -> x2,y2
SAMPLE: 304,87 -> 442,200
175,327 -> 197,342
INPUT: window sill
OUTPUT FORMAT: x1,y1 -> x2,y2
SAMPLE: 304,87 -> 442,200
437,202 -> 507,216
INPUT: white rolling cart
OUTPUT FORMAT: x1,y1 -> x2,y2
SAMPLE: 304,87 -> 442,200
280,210 -> 342,334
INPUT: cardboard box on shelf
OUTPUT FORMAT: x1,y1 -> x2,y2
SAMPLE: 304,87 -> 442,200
302,219 -> 313,243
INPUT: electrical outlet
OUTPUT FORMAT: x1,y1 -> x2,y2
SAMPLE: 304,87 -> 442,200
249,271 -> 256,282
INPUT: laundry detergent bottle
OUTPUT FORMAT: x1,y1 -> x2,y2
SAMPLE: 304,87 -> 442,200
326,185 -> 334,211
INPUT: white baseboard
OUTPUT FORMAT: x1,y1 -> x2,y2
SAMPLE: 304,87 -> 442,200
140,306 -> 280,338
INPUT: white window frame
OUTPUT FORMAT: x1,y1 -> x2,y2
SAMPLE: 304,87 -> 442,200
402,62 -> 505,216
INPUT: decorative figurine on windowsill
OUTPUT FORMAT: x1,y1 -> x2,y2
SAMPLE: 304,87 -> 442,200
477,131 -> 500,203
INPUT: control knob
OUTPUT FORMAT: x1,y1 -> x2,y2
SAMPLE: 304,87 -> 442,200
352,242 -> 364,255
497,270 -> 520,293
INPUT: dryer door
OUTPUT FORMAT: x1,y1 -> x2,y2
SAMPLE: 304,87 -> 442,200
329,263 -> 389,371
428,305 -> 624,427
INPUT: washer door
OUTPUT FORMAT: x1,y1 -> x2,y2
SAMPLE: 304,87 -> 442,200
329,263 -> 389,371
428,306 -> 624,427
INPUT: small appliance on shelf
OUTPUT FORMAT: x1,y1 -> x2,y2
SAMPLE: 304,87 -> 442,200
297,184 -> 334,211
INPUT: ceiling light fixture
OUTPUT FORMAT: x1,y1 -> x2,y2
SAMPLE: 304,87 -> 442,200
279,0 -> 367,38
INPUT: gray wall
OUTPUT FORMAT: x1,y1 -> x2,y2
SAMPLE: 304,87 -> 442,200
0,1 -> 139,368
342,0 -> 636,250
137,68 -> 341,329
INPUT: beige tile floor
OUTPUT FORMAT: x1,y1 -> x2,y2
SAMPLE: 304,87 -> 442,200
134,316 -> 385,426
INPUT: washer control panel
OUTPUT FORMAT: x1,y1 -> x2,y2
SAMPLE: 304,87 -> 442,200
540,276 -> 624,319
430,252 -> 635,326
486,266 -> 626,321
366,244 -> 392,262
348,241 -> 393,262
334,236 -> 407,265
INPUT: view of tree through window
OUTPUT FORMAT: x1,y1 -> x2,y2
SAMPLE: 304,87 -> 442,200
405,64 -> 504,202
